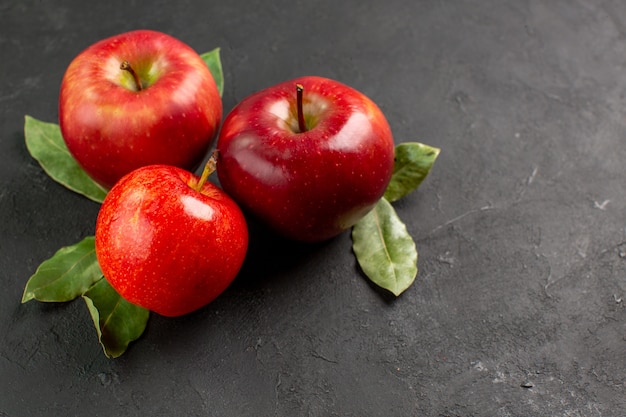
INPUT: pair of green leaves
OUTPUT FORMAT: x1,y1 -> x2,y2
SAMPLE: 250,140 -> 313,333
21,49 -> 224,358
22,237 -> 149,358
352,142 -> 439,296
22,46 -> 439,357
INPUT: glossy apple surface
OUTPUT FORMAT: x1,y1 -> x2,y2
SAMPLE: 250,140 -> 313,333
216,76 -> 395,242
59,30 -> 222,189
95,164 -> 248,317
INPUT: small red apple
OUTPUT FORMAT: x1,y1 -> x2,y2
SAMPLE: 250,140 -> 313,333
95,160 -> 248,317
59,29 -> 222,190
216,76 -> 395,242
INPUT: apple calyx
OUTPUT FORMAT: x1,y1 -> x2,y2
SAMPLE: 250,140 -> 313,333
193,150 -> 218,192
120,60 -> 143,91
296,83 -> 307,133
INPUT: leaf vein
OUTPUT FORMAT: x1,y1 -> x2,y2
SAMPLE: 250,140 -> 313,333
102,297 -> 124,333
35,249 -> 96,292
373,205 -> 398,281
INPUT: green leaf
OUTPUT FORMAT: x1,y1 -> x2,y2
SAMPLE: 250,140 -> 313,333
200,48 -> 224,97
384,142 -> 440,202
82,278 -> 150,358
352,198 -> 418,296
24,115 -> 108,203
22,236 -> 104,303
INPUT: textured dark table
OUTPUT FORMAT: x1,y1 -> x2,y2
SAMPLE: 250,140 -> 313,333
2,1 -> 626,416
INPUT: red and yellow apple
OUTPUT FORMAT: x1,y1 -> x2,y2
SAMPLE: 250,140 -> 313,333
59,29 -> 222,189
95,162 -> 248,317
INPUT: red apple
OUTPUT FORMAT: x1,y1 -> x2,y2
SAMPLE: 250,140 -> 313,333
216,76 -> 395,242
59,29 -> 222,190
95,161 -> 248,317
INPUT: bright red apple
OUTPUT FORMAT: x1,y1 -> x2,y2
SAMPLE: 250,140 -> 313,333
59,29 -> 222,190
216,76 -> 395,242
95,160 -> 248,317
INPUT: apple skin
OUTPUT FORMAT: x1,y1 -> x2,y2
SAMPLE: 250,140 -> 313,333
216,76 -> 395,242
59,30 -> 222,190
95,165 -> 248,317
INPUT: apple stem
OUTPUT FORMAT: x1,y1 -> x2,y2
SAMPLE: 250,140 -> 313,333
296,83 -> 307,133
120,60 -> 143,91
194,150 -> 218,192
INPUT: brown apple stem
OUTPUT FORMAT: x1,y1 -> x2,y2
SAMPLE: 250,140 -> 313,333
120,60 -> 143,91
194,150 -> 218,192
296,83 -> 307,133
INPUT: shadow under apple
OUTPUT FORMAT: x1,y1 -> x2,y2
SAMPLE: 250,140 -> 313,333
229,213 -> 332,291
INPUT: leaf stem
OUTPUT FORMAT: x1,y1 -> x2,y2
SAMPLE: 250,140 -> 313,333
120,60 -> 143,91
194,150 -> 218,192
296,83 -> 307,133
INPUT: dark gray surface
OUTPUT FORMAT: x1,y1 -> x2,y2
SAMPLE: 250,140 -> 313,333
2,1 -> 626,416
